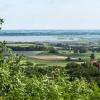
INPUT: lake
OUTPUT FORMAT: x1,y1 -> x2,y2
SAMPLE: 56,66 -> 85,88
0,30 -> 100,42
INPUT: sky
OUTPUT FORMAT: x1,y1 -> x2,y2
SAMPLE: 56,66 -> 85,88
0,0 -> 100,30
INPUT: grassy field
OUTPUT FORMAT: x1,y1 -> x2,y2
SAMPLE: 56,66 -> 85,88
59,50 -> 100,60
14,50 -> 100,66
31,58 -> 67,66
22,51 -> 67,66
6,42 -> 100,66
27,57 -> 83,66
14,51 -> 44,56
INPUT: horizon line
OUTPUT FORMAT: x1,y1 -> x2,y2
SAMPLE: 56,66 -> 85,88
2,29 -> 100,31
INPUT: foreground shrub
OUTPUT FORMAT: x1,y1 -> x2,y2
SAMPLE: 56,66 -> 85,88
66,62 -> 100,85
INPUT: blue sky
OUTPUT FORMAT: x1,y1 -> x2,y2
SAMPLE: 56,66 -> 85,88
0,0 -> 100,29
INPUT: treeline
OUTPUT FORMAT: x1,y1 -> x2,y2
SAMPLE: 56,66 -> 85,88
1,30 -> 100,36
7,45 -> 47,51
6,42 -> 100,53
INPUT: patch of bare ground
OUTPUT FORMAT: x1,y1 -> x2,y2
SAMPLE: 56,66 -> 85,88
31,55 -> 66,61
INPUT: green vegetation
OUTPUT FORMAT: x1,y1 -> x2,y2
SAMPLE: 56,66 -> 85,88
5,41 -> 100,67
0,42 -> 100,99
90,53 -> 95,61
29,58 -> 68,66
48,47 -> 58,54
66,62 -> 100,85
6,43 -> 33,47
0,18 -> 4,30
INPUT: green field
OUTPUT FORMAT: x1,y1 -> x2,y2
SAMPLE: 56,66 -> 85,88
6,42 -> 100,66
14,51 -> 90,66
30,58 -> 67,66
7,43 -> 33,47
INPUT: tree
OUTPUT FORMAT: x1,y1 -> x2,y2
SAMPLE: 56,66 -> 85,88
73,49 -> 79,53
90,53 -> 95,61
79,48 -> 88,53
0,18 -> 4,30
65,57 -> 71,61
49,47 -> 58,53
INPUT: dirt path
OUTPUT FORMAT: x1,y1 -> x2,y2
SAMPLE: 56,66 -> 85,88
31,55 -> 66,61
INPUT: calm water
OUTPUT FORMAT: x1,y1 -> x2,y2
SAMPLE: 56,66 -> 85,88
0,30 -> 100,42
0,36 -> 80,42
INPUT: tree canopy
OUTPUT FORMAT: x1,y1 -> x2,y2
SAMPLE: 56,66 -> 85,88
0,18 -> 4,29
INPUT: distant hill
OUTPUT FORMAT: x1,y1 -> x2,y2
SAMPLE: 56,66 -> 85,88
0,30 -> 100,36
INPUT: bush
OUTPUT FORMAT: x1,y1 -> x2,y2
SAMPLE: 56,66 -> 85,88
65,57 -> 71,61
66,62 -> 100,85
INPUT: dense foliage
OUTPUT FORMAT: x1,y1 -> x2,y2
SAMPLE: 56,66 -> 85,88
66,62 -> 100,86
0,42 -> 100,100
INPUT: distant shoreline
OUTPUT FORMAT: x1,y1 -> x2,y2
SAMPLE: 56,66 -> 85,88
0,30 -> 100,43
0,30 -> 100,36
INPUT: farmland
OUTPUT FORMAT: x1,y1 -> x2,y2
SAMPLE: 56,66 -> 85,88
6,38 -> 100,66
0,35 -> 100,99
